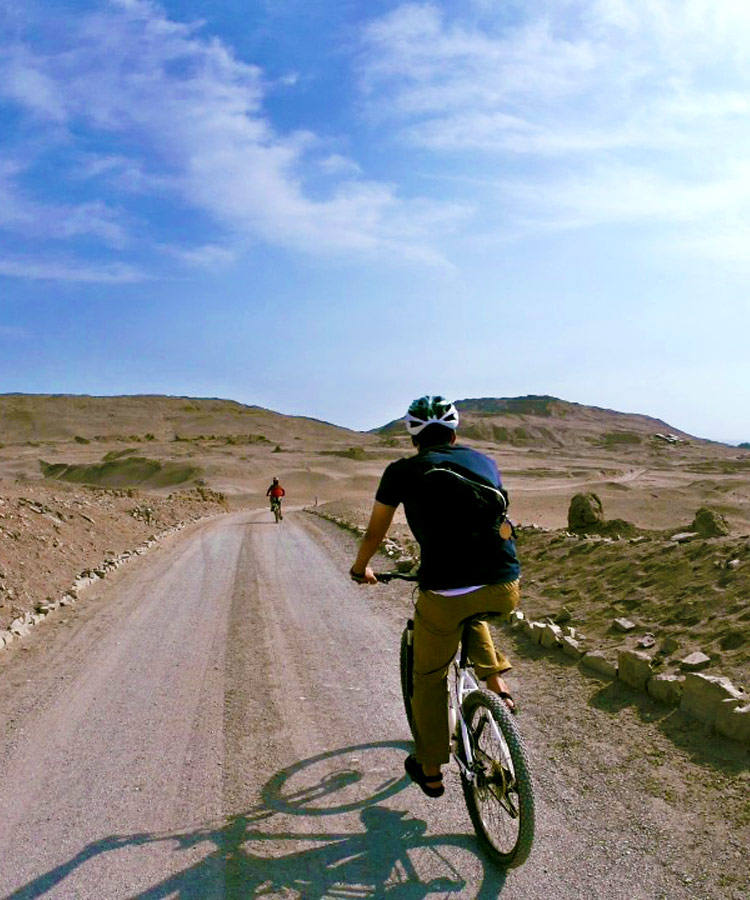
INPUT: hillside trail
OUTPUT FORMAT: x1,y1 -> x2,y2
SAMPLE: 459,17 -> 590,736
0,510 -> 746,900
511,466 -> 649,500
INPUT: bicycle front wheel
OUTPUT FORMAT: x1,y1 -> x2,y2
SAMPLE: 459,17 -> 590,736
399,622 -> 414,734
460,689 -> 535,869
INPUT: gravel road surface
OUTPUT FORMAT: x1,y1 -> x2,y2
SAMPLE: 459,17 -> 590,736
0,510 -> 747,899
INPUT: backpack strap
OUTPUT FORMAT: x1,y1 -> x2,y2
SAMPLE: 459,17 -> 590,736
423,466 -> 508,517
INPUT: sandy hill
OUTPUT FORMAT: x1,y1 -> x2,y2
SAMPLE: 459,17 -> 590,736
0,394 -> 358,445
0,394 -> 392,506
378,394 -> 699,450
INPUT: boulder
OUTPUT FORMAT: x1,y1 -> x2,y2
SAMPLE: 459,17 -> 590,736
680,673 -> 744,727
691,507 -> 730,538
670,532 -> 699,543
680,651 -> 711,672
0,630 -> 13,649
581,651 -> 617,679
562,635 -> 586,659
637,633 -> 656,649
509,609 -> 525,628
9,618 -> 30,638
647,673 -> 685,706
613,617 -> 636,633
540,623 -> 563,648
568,493 -> 604,530
554,607 -> 572,624
618,650 -> 654,691
715,702 -> 750,744
524,621 -> 545,644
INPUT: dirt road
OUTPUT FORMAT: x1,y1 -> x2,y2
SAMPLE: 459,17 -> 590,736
0,511 -> 747,899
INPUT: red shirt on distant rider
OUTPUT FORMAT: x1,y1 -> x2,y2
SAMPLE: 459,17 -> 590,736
266,478 -> 285,520
266,478 -> 285,499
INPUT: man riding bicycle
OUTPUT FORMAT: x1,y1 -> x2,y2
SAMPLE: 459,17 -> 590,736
349,396 -> 520,798
266,477 -> 285,520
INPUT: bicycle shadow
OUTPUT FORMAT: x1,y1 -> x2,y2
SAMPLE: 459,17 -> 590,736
5,741 -> 507,899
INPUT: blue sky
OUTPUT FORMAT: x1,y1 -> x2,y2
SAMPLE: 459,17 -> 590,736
2,0 -> 750,439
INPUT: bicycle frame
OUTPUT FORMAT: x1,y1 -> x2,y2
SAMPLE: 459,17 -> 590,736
450,661 -> 480,781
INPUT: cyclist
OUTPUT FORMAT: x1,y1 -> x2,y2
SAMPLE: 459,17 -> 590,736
266,477 -> 285,519
349,396 -> 520,798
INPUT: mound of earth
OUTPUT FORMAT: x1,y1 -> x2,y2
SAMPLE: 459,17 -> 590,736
39,457 -> 201,489
519,528 -> 750,686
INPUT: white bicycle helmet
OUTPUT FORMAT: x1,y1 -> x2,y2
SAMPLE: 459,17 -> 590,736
404,395 -> 459,436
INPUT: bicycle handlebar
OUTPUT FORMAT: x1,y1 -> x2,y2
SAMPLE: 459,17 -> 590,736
375,572 -> 419,583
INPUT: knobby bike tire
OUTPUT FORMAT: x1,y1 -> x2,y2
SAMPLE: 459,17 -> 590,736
459,689 -> 535,869
399,624 -> 414,735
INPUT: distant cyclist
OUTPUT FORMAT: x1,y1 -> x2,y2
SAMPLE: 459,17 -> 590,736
349,396 -> 521,798
266,477 -> 285,520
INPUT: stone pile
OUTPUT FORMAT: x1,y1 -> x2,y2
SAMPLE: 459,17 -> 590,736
507,612 -> 750,747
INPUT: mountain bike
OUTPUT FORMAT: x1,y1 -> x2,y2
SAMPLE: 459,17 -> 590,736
270,497 -> 283,523
378,572 -> 535,869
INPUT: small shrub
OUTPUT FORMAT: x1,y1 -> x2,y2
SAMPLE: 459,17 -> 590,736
74,435 -> 90,444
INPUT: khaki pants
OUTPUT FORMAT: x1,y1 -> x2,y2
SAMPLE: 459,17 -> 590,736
411,580 -> 520,766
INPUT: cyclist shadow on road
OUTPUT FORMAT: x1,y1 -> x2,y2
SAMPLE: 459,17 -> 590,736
6,741 -> 506,899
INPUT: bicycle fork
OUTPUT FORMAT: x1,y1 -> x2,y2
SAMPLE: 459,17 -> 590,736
451,669 -> 478,783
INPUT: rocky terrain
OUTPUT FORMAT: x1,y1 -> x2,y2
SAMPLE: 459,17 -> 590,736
0,480 -> 227,637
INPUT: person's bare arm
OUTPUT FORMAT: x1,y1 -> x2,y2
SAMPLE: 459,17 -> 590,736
349,501 -> 397,584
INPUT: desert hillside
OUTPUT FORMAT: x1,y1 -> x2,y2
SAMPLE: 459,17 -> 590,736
379,394 -> 699,450
0,393 -> 357,444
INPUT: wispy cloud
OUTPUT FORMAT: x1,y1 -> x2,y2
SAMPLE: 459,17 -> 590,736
0,160 -> 129,246
359,1 -> 750,255
0,255 -> 147,283
0,0 -> 459,282
160,242 -> 238,268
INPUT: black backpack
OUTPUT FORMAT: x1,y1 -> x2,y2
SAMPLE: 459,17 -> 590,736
414,464 -> 510,541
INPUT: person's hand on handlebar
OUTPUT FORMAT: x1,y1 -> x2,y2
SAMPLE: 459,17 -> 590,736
349,565 -> 377,585
349,502 -> 397,586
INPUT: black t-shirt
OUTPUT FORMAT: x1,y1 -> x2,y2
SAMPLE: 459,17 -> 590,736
376,443 -> 521,590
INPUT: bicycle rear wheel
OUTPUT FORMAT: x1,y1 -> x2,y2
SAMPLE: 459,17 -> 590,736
399,621 -> 415,734
459,689 -> 535,868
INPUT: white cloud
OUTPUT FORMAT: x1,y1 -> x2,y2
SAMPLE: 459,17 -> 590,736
0,0 -> 459,279
501,160 -> 750,231
358,2 -> 750,255
318,154 -> 362,177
